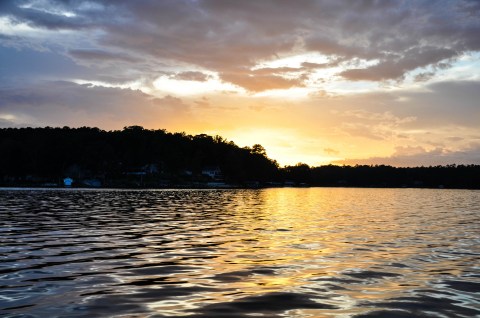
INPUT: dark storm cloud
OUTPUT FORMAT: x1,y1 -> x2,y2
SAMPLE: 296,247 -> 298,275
2,0 -> 480,90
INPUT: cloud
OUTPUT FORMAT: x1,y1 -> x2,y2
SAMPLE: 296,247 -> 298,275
1,0 -> 479,92
221,71 -> 303,92
194,96 -> 211,108
0,0 -> 95,30
397,81 -> 480,128
68,49 -> 135,62
0,80 -> 191,128
316,80 -> 480,130
333,144 -> 480,167
301,61 -> 339,69
0,117 -> 20,128
339,47 -> 457,81
414,72 -> 436,82
324,148 -> 339,155
152,95 -> 190,113
0,46 -> 90,81
172,71 -> 211,82
334,109 -> 416,141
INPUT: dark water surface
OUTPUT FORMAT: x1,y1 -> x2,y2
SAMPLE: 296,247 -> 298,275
1,188 -> 479,317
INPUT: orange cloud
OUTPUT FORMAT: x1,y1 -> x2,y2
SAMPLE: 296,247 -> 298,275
221,72 -> 303,92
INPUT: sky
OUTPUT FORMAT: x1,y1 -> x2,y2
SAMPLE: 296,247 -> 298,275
1,0 -> 480,167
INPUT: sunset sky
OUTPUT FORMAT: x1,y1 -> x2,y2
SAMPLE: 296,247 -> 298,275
1,0 -> 480,166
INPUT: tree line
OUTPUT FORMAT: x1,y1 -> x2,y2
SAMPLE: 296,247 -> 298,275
0,126 -> 479,189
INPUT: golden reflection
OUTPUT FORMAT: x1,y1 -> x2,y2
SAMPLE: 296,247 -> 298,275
154,189 -> 401,313
128,188 -> 476,316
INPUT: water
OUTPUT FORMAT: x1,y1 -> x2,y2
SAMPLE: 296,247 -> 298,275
0,188 -> 479,318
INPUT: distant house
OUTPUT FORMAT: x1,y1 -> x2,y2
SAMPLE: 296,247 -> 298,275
182,169 -> 193,176
125,164 -> 159,176
63,177 -> 73,187
125,171 -> 147,176
142,163 -> 159,174
202,166 -> 223,180
83,179 -> 102,187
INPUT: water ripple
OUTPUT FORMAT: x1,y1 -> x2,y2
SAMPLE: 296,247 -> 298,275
1,188 -> 479,317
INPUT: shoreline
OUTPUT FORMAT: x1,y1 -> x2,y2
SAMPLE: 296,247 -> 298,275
1,184 -> 479,190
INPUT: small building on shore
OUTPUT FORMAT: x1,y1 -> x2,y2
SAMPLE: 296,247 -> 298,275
202,166 -> 223,180
63,177 -> 73,187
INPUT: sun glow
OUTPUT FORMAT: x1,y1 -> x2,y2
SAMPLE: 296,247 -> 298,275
214,128 -> 339,166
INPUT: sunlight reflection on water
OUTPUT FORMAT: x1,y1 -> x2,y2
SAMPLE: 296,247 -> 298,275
0,188 -> 479,317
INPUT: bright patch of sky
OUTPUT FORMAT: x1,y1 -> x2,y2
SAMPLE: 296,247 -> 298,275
0,16 -> 41,35
71,79 -> 150,94
152,74 -> 243,96
252,52 -> 331,69
19,0 -> 76,17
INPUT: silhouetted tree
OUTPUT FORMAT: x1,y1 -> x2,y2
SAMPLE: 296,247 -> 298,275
0,126 -> 478,188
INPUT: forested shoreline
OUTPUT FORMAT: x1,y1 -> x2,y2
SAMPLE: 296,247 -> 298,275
1,126 -> 479,189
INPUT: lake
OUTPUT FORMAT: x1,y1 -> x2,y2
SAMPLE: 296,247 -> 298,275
0,188 -> 479,317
